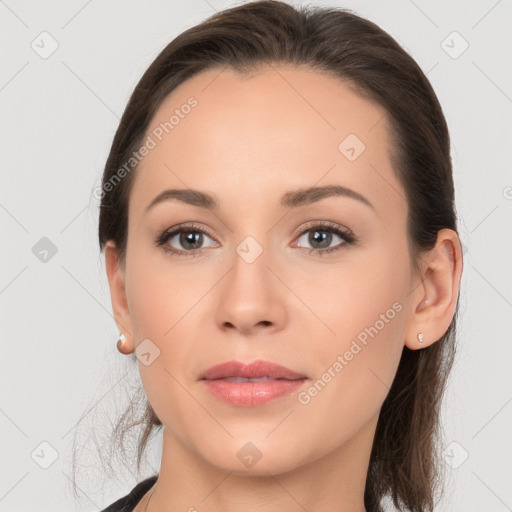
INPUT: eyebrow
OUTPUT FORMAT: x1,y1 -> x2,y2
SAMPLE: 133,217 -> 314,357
144,184 -> 375,215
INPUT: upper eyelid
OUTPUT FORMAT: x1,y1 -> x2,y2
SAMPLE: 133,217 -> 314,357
163,220 -> 348,234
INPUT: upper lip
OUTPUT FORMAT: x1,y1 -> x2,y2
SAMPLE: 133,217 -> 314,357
199,360 -> 307,380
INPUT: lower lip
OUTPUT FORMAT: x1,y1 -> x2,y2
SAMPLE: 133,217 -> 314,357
201,378 -> 308,407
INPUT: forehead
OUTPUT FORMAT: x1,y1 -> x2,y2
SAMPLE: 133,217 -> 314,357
130,64 -> 406,221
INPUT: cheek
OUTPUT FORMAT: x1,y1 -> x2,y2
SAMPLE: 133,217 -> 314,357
123,247 -> 212,426
295,248 -> 408,410
293,290 -> 406,453
125,243 -> 204,338
292,253 -> 407,353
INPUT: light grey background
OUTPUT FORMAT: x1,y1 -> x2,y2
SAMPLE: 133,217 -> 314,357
1,0 -> 511,511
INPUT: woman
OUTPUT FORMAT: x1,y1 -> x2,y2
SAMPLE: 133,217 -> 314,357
90,1 -> 463,510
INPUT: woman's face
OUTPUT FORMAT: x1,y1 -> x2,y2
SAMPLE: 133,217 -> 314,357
111,64 -> 422,475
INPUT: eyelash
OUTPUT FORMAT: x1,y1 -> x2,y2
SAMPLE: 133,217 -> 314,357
154,221 -> 357,258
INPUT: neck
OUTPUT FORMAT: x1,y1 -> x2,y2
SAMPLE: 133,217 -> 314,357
140,413 -> 378,512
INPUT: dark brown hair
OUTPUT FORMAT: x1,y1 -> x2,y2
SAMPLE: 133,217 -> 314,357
78,1 -> 462,510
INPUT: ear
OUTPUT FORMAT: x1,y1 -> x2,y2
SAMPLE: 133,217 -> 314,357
104,240 -> 135,353
404,228 -> 463,350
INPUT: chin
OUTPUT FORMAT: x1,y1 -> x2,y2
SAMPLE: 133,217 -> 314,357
200,435 -> 311,477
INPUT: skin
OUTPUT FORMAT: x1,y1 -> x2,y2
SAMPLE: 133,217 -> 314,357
104,64 -> 463,512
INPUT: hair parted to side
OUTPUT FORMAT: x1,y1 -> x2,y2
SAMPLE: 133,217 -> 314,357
79,1 -> 461,511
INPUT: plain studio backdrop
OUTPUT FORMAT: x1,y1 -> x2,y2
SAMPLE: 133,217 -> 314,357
1,1 -> 511,511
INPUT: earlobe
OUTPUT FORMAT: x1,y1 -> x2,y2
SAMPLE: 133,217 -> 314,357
104,241 -> 135,353
404,229 -> 463,350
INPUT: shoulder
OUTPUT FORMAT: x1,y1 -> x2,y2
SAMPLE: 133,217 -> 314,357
100,475 -> 158,512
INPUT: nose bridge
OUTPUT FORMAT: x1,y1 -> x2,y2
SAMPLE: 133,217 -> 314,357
229,231 -> 272,303
215,228 -> 285,334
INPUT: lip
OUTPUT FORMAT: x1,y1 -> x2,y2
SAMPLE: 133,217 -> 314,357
199,360 -> 307,380
199,360 -> 308,407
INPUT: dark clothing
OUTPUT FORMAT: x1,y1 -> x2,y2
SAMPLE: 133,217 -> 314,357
100,475 -> 158,512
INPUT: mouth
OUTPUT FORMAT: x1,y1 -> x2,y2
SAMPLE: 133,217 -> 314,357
199,360 -> 308,407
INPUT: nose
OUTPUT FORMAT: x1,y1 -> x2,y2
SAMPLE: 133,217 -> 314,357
215,247 -> 287,337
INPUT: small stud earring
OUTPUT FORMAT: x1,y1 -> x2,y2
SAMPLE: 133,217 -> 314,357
117,333 -> 132,354
418,333 -> 423,345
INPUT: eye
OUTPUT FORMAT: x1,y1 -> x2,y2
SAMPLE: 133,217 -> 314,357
154,223 -> 218,258
154,221 -> 357,258
293,221 -> 357,256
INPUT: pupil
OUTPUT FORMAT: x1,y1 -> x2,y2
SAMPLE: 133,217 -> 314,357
181,231 -> 202,250
311,230 -> 331,249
